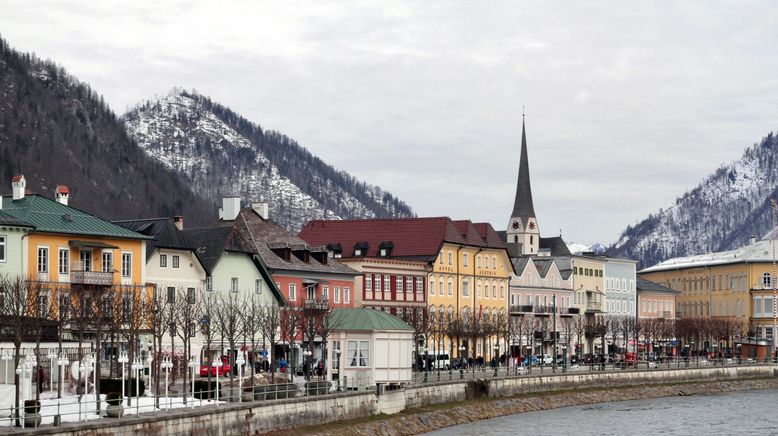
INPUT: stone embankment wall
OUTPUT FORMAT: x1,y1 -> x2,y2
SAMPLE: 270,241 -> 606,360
10,365 -> 777,435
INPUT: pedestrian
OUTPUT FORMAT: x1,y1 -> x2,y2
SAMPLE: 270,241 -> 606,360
37,365 -> 45,394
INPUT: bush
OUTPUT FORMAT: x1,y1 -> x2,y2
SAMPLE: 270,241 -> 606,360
193,380 -> 221,400
24,400 -> 40,414
106,392 -> 123,406
99,378 -> 145,397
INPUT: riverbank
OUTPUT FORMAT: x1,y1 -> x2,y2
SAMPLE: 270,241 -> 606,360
289,377 -> 778,436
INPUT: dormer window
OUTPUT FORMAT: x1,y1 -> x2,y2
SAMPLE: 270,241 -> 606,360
354,241 -> 369,257
378,241 -> 394,257
326,243 -> 342,259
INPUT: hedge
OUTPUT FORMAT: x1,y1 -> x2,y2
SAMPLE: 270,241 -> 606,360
99,378 -> 146,397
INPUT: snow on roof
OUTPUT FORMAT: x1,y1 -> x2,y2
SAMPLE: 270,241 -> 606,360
640,227 -> 778,273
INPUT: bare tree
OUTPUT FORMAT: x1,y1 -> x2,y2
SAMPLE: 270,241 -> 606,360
1,276 -> 35,426
214,292 -> 244,395
279,304 -> 302,381
121,287 -> 147,407
199,290 -> 218,385
573,315 -> 586,358
175,286 -> 202,404
259,303 -> 281,382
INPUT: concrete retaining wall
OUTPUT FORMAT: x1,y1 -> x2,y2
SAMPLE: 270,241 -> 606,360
11,365 -> 775,435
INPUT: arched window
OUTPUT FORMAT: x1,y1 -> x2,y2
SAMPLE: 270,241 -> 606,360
764,273 -> 773,289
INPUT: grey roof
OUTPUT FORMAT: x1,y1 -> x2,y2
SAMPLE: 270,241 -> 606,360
234,208 -> 358,276
0,210 -> 34,228
636,277 -> 681,295
511,256 -> 531,275
181,226 -> 252,273
113,218 -> 191,261
532,258 -> 555,278
510,118 -> 536,222
539,236 -> 571,256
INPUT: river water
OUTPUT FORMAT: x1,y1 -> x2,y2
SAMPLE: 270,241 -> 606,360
424,388 -> 778,435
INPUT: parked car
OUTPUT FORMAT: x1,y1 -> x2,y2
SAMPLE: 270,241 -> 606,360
200,355 -> 232,377
538,354 -> 553,365
522,355 -> 538,366
625,352 -> 638,365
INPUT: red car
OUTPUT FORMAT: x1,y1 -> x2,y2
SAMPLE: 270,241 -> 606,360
625,352 -> 637,365
200,355 -> 232,377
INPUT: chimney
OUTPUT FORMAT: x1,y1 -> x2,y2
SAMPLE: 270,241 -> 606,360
12,174 -> 25,200
749,235 -> 756,245
173,216 -> 184,230
55,185 -> 70,206
251,202 -> 269,220
218,197 -> 241,221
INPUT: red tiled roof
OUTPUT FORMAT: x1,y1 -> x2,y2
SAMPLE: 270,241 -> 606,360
299,217 -> 506,260
473,222 -> 507,248
12,174 -> 24,182
56,185 -> 69,194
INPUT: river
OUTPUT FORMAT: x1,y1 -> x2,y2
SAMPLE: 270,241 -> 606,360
424,388 -> 778,435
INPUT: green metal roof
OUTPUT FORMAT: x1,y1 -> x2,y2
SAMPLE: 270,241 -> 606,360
0,210 -> 34,228
1,195 -> 149,240
330,308 -> 413,332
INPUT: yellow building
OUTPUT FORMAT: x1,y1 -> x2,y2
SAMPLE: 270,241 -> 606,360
569,255 -> 606,315
640,230 -> 778,343
2,176 -> 152,348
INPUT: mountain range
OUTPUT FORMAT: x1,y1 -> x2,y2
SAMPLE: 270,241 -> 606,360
607,131 -> 778,269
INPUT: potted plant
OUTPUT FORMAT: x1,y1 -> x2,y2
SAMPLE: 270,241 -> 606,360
105,392 -> 124,418
24,400 -> 42,427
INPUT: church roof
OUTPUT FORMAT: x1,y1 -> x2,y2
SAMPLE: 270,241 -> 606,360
539,236 -> 572,256
511,118 -> 536,222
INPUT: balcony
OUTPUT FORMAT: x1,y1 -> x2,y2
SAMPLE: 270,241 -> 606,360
586,301 -> 604,313
70,262 -> 113,286
303,298 -> 330,310
509,305 -> 534,314
534,305 -> 556,315
561,307 -> 580,316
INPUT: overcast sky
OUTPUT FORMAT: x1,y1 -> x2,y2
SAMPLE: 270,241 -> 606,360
2,1 -> 776,244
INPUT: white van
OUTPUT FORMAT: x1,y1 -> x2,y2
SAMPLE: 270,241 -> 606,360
425,353 -> 451,370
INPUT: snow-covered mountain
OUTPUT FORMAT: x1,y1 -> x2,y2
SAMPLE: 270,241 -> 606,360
607,131 -> 778,269
566,242 -> 606,255
123,89 -> 414,231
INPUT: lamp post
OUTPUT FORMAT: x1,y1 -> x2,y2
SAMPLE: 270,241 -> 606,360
131,356 -> 142,415
56,353 -> 69,399
15,357 -> 28,409
459,346 -> 465,379
161,356 -> 173,410
562,345 -> 568,372
212,356 -> 223,402
118,351 -> 128,400
302,350 -> 312,382
146,353 -> 153,392
422,348 -> 428,383
47,349 -> 56,393
188,356 -> 199,408
235,353 -> 246,402
2,350 -> 12,386
27,351 -> 38,397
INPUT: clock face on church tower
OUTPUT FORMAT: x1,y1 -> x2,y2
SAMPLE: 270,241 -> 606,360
512,221 -> 519,230
529,222 -> 536,230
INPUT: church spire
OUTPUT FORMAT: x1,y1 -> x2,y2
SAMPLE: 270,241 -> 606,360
511,113 -> 536,221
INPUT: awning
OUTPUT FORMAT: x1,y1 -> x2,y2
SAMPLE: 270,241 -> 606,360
69,240 -> 119,249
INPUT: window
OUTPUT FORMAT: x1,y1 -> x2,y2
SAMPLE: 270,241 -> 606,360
492,285 -> 497,298
375,274 -> 382,292
384,275 -> 390,292
347,340 -> 369,367
500,285 -> 505,299
439,253 -> 444,265
406,276 -> 413,293
36,293 -> 49,317
187,287 -> 196,304
38,247 -> 49,273
289,283 -> 296,301
448,251 -> 452,265
0,236 -> 5,262
463,253 -> 468,267
255,279 -> 262,294
477,256 -> 482,268
231,277 -> 239,292
206,276 -> 213,291
322,286 -> 329,300
344,287 -> 350,304
365,274 -> 372,291
416,277 -> 423,293
335,287 -> 341,303
763,273 -> 772,289
102,251 -> 113,273
477,284 -> 481,297
396,276 -> 404,293
121,253 -> 131,278
429,280 -> 434,295
166,287 -> 175,304
307,285 -> 315,300
463,280 -> 470,297
448,281 -> 453,296
574,266 -> 578,275
160,254 -> 167,267
172,255 -> 180,268
492,256 -> 497,269
79,250 -> 91,272
58,249 -> 69,274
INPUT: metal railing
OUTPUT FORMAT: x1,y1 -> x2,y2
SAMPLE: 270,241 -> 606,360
1,357 -> 775,430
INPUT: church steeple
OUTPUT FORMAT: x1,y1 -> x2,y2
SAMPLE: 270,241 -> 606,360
511,115 -> 536,221
506,113 -> 540,255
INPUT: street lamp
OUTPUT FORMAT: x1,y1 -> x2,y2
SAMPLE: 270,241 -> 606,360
188,356 -> 199,408
2,350 -> 12,387
131,356 -> 143,415
458,346 -> 466,379
161,356 -> 173,410
146,353 -> 153,391
235,353 -> 246,402
212,356 -> 223,402
47,349 -> 56,393
56,353 -> 69,399
562,345 -> 568,372
493,344 -> 500,376
117,351 -> 129,400
302,350 -> 312,381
